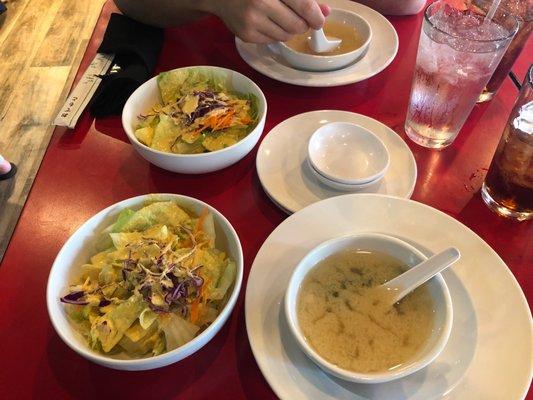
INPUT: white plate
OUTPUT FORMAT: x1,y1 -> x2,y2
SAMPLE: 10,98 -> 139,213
245,194 -> 532,400
256,110 -> 416,213
235,0 -> 398,87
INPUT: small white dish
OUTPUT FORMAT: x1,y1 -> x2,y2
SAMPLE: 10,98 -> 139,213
235,0 -> 398,87
275,9 -> 372,72
122,66 -> 267,174
47,194 -> 243,370
308,122 -> 389,185
308,159 -> 378,192
256,110 -> 417,213
245,194 -> 533,400
285,233 -> 452,384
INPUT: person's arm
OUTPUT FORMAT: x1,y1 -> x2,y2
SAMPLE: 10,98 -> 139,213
114,0 -> 209,27
357,0 -> 427,15
114,0 -> 329,43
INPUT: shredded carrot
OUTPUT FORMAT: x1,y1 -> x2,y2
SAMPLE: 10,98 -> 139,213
239,116 -> 251,125
194,208 -> 209,233
187,108 -> 238,139
181,238 -> 193,248
203,114 -> 218,129
221,110 -> 236,128
190,277 -> 209,324
212,109 -> 235,131
190,298 -> 200,324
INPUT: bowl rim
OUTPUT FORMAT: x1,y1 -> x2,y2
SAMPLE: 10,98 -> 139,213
277,8 -> 373,60
308,122 -> 390,185
121,65 -> 267,159
284,232 -> 453,383
46,193 -> 244,368
307,159 -> 382,191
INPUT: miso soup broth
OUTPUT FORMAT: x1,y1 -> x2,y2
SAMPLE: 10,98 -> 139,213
297,249 -> 434,373
284,20 -> 363,56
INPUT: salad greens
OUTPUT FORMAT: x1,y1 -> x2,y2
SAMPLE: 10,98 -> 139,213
135,68 -> 259,154
60,200 -> 236,357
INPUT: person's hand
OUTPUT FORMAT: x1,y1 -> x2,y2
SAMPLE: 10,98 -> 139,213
209,0 -> 330,43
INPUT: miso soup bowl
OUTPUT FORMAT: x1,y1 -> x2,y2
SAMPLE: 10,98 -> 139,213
274,9 -> 372,72
285,233 -> 453,384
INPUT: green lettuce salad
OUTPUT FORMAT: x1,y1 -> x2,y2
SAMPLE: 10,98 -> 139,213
134,68 -> 259,154
60,200 -> 236,357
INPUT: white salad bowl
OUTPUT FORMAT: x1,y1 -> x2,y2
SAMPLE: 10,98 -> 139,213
46,193 -> 243,370
285,233 -> 453,384
308,122 -> 389,185
274,9 -> 372,72
122,66 -> 267,174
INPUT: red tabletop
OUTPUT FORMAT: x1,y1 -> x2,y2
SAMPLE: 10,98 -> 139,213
0,2 -> 531,399
512,34 -> 532,83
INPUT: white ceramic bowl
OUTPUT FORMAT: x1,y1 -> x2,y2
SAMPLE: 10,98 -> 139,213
285,233 -> 453,384
46,193 -> 243,370
308,122 -> 389,185
275,9 -> 372,72
307,159 -> 379,192
122,66 -> 267,174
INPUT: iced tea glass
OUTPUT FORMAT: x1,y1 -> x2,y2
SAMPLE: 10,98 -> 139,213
478,0 -> 532,102
405,0 -> 519,149
481,64 -> 533,221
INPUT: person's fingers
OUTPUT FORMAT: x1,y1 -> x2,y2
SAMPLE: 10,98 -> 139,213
319,3 -> 330,17
231,5 -> 280,43
220,0 -> 328,44
237,11 -> 291,42
257,18 -> 294,42
268,0 -> 308,34
283,0 -> 325,29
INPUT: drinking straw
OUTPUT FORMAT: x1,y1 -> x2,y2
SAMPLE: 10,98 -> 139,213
485,0 -> 502,22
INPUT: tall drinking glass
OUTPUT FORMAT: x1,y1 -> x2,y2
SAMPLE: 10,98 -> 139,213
478,0 -> 532,102
481,64 -> 533,221
405,0 -> 519,149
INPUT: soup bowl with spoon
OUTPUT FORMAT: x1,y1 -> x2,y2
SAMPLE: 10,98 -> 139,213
273,8 -> 372,72
285,233 -> 456,384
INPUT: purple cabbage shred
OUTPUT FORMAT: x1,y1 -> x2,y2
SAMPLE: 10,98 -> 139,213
60,291 -> 88,305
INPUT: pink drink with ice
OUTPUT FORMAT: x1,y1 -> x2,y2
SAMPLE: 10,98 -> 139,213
405,1 -> 518,149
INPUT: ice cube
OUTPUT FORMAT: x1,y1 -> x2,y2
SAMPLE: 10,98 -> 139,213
513,101 -> 533,135
429,4 -> 511,47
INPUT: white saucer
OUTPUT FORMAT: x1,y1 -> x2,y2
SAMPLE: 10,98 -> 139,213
235,0 -> 398,87
256,110 -> 416,213
245,194 -> 532,400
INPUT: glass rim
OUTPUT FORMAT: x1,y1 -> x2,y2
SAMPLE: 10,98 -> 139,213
424,1 -> 519,44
